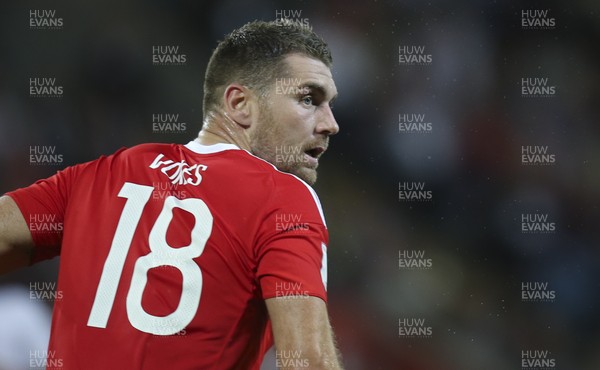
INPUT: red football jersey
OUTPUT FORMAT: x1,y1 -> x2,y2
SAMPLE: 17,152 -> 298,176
7,141 -> 329,370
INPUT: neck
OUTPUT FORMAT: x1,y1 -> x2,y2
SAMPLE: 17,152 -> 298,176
195,110 -> 252,151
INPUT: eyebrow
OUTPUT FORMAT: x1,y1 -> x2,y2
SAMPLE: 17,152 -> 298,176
300,82 -> 338,103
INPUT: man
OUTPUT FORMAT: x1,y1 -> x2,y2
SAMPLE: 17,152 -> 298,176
0,19 -> 342,369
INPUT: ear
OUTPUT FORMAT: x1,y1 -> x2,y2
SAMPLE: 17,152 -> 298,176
222,84 -> 254,128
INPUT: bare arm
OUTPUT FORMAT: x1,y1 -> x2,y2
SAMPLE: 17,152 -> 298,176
266,296 -> 343,369
0,195 -> 34,274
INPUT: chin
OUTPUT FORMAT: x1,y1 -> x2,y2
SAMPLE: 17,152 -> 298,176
269,159 -> 318,185
292,167 -> 317,186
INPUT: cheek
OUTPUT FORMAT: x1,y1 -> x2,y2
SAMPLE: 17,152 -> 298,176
269,100 -> 316,140
289,110 -> 316,140
291,105 -> 317,130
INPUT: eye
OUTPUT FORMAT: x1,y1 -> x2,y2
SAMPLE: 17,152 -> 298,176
301,96 -> 313,106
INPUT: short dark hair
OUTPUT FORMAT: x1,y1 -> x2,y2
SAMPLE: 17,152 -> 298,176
202,19 -> 333,117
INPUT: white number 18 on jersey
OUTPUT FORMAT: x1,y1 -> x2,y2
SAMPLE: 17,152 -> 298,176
87,182 -> 212,335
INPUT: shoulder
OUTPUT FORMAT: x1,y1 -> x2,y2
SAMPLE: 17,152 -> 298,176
240,151 -> 326,227
240,150 -> 318,194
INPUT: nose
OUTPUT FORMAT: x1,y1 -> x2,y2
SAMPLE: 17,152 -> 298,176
315,104 -> 340,136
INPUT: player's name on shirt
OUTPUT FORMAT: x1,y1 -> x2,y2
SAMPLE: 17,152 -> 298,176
149,153 -> 207,186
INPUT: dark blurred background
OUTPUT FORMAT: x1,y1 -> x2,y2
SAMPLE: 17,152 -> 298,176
0,1 -> 599,369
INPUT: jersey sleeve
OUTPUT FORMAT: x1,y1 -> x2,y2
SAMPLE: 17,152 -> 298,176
255,175 -> 329,303
5,165 -> 78,263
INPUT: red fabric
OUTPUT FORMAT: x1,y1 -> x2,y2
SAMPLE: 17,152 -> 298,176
7,142 -> 328,370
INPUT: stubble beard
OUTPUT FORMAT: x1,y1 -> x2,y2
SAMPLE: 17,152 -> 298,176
249,105 -> 318,185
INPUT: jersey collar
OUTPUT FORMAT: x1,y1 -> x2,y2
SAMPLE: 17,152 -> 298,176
184,141 -> 240,154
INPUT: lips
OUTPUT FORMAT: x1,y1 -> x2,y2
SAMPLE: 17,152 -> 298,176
305,147 -> 325,159
302,145 -> 326,168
